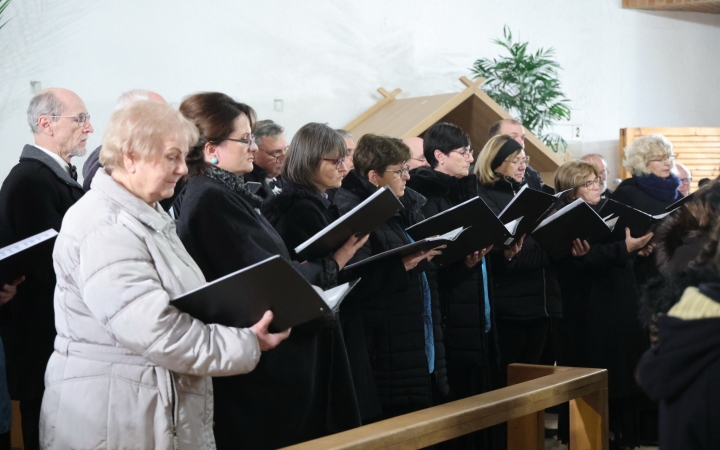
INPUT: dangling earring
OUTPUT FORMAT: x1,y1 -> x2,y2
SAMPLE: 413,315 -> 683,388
211,157 -> 218,164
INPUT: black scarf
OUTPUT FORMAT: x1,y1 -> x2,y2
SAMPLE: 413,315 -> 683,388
493,172 -> 525,194
204,165 -> 263,208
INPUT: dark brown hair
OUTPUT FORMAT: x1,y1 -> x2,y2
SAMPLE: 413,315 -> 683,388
353,134 -> 411,179
179,92 -> 256,176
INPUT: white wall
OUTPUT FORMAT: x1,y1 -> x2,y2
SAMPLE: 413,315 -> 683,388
0,0 -> 719,184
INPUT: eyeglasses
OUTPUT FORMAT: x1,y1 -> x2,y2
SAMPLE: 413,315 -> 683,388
223,135 -> 256,148
412,156 -> 426,163
680,177 -> 692,185
47,113 -> 91,126
507,156 -> 530,166
578,177 -> 602,189
260,146 -> 288,162
385,165 -> 411,177
648,155 -> 676,164
323,157 -> 346,169
450,147 -> 473,159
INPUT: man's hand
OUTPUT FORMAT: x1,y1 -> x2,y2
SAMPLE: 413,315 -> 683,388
0,276 -> 24,306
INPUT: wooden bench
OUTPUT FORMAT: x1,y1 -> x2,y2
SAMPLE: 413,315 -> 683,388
283,364 -> 608,450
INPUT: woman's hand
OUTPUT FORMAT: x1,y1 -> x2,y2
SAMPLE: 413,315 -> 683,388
637,244 -> 654,258
250,311 -> 291,351
504,235 -> 525,261
402,245 -> 446,271
0,276 -> 24,306
332,234 -> 370,270
571,239 -> 591,257
625,228 -> 654,254
464,245 -> 493,268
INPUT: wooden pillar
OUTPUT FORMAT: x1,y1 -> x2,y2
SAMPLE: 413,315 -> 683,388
569,386 -> 609,450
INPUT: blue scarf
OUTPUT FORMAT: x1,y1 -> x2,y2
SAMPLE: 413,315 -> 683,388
405,233 -> 435,374
633,173 -> 682,203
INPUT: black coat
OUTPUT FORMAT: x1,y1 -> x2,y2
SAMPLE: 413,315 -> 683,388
176,174 -> 359,449
476,178 -> 562,320
637,283 -> 720,450
405,167 -> 498,389
333,170 -> 448,417
555,235 -> 647,400
243,163 -> 283,200
0,145 -> 85,400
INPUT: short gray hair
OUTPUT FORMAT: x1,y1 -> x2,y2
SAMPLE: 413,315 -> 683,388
623,134 -> 674,176
115,89 -> 152,110
335,129 -> 353,139
254,119 -> 285,146
283,122 -> 347,189
27,91 -> 65,133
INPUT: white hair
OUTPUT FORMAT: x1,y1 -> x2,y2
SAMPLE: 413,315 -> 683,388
27,91 -> 65,134
623,134 -> 674,176
115,89 -> 152,110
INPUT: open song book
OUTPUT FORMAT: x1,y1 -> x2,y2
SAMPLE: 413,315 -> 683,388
0,229 -> 58,285
497,185 -> 572,247
406,196 -> 520,268
531,199 -> 619,259
599,199 -> 673,241
294,186 -> 403,261
172,255 -> 360,332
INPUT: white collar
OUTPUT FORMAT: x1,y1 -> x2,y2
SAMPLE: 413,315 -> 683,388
33,144 -> 70,175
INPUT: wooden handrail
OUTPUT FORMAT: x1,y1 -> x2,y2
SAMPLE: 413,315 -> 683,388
282,364 -> 608,450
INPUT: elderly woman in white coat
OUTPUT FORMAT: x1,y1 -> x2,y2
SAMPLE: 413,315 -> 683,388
39,101 -> 290,449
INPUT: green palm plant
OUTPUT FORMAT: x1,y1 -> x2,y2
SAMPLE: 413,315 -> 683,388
0,0 -> 11,30
471,26 -> 571,153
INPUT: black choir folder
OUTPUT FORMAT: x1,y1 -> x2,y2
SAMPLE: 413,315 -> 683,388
343,227 -> 467,271
172,256 -> 360,332
664,184 -> 709,211
406,197 -> 520,268
531,199 -> 619,259
498,186 -> 571,246
294,186 -> 403,261
600,199 -> 672,240
0,229 -> 58,285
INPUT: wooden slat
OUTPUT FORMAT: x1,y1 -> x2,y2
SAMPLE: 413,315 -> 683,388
343,88 -> 402,131
283,366 -> 607,450
623,0 -> 720,13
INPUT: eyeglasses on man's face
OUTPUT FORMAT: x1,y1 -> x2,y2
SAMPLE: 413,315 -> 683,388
47,113 -> 91,127
680,177 -> 692,185
578,177 -> 602,189
323,157 -> 346,169
507,156 -> 530,166
648,155 -> 676,164
261,146 -> 288,162
450,147 -> 473,159
385,165 -> 411,178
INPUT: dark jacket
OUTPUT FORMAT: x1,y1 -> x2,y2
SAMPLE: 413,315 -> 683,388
243,163 -> 283,200
333,170 -> 448,416
176,174 -> 359,449
82,145 -> 102,191
555,201 -> 647,399
405,167 -> 498,382
0,145 -> 84,400
637,283 -> 720,450
612,177 -> 673,216
476,177 -> 562,320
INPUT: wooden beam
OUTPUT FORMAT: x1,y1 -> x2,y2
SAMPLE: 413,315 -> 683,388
343,88 -> 401,131
282,366 -> 607,450
623,0 -> 720,13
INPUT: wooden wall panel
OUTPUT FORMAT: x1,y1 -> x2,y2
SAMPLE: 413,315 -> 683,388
623,0 -> 720,13
619,127 -> 720,193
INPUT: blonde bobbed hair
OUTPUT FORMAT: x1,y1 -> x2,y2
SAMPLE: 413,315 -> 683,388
554,160 -> 600,202
622,134 -> 674,176
474,134 -> 522,186
100,101 -> 199,173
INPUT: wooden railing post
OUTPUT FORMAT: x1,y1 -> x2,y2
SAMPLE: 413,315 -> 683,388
569,386 -> 609,450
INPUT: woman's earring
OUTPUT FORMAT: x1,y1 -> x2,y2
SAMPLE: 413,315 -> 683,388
211,157 -> 218,165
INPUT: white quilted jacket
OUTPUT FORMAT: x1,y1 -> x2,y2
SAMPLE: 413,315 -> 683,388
40,169 -> 261,449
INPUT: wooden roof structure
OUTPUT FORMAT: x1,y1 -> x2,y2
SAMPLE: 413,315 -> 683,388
344,76 -> 569,182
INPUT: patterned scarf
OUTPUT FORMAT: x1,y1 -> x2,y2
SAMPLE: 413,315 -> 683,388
204,165 -> 263,208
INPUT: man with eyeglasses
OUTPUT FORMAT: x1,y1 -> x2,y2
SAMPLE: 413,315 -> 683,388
245,120 -> 287,199
488,119 -> 554,194
675,162 -> 692,197
404,137 -> 430,169
0,88 -> 92,449
335,129 -> 356,171
581,153 -> 613,198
